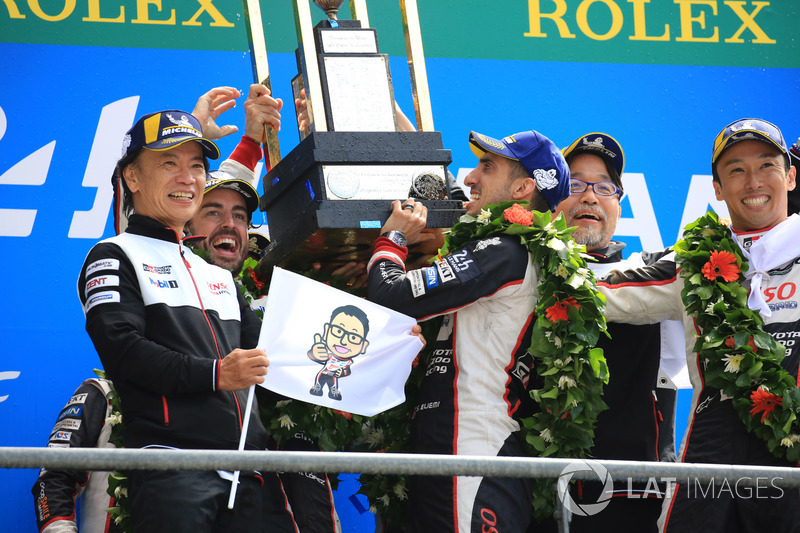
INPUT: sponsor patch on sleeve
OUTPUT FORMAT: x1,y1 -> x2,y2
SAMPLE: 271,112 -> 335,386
435,259 -> 456,284
85,291 -> 120,313
66,393 -> 88,406
408,270 -> 427,298
85,258 -> 120,277
444,249 -> 481,284
423,266 -> 440,290
50,431 -> 71,441
54,419 -> 82,431
84,275 -> 120,298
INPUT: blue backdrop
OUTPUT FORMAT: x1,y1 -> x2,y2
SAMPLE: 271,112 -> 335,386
1,40 -> 798,531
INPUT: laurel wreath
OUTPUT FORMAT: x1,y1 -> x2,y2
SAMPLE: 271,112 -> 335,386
674,211 -> 800,461
437,201 -> 609,519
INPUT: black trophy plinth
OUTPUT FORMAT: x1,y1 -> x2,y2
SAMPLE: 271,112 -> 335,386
258,131 -> 464,270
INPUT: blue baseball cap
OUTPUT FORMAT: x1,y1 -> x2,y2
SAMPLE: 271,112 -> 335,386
121,110 -> 220,160
468,130 -> 570,211
562,132 -> 625,189
712,118 -> 788,165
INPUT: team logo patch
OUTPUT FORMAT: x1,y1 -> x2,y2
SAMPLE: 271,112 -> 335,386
445,249 -> 481,284
474,237 -> 501,252
207,281 -> 231,296
84,275 -> 119,298
149,277 -> 179,289
408,270 -> 427,298
435,259 -> 456,283
57,406 -> 82,421
66,393 -> 88,406
142,264 -> 172,275
86,258 -> 119,277
533,168 -> 558,191
51,431 -> 71,441
423,266 -> 439,290
166,113 -> 195,128
85,291 -> 120,313
54,419 -> 82,431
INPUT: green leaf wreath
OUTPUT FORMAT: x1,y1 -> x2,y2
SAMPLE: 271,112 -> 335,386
675,211 -> 800,462
92,369 -> 131,533
438,201 -> 610,519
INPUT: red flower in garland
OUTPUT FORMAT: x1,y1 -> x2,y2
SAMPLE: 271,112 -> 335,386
701,250 -> 740,282
724,336 -> 757,352
332,409 -> 353,420
503,203 -> 533,226
750,388 -> 782,424
545,297 -> 580,323
247,268 -> 266,291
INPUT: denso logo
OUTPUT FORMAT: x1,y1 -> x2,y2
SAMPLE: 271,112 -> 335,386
149,277 -> 178,289
143,264 -> 172,275
207,282 -> 231,296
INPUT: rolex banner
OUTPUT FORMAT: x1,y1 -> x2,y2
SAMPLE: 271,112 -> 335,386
257,267 -> 423,417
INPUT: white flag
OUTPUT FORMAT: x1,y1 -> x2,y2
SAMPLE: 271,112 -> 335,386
256,267 -> 423,417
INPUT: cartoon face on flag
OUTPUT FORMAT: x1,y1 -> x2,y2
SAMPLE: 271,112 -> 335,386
257,267 -> 423,417
308,304 -> 371,401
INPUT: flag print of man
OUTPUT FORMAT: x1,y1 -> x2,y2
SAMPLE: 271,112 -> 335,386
308,305 -> 370,400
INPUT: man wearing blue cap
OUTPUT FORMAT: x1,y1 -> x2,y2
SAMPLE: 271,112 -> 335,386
598,118 -> 800,532
366,130 -> 571,532
556,133 -> 683,532
78,110 -> 271,533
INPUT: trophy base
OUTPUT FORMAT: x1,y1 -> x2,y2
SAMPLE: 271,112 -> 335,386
260,199 -> 462,271
258,131 -> 464,271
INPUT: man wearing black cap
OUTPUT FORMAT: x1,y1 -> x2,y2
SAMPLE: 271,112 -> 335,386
187,172 -> 260,273
366,130 -> 572,532
556,133 -> 682,532
78,110 -> 270,533
598,118 -> 800,532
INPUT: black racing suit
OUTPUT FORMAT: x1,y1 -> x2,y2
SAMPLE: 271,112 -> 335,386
32,378 -> 120,533
78,214 -> 269,533
598,222 -> 800,533
570,243 -> 681,533
367,234 -> 540,533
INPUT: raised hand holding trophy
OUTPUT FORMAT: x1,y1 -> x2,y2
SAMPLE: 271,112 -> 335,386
245,0 -> 463,271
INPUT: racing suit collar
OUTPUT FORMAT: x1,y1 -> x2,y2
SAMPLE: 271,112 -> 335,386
585,241 -> 626,264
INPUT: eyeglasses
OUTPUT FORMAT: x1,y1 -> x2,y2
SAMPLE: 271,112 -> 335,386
328,324 -> 365,345
569,178 -> 621,197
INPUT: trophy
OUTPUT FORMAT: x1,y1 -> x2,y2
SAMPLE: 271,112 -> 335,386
243,0 -> 463,270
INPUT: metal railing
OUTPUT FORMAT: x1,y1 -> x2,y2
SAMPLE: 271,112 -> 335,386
3,446 -> 799,485
6,447 -> 799,532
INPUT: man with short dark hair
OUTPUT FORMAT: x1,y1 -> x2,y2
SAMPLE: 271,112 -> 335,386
598,118 -> 800,532
79,109 -> 270,533
367,130 -> 572,532
788,136 -> 800,215
556,133 -> 682,532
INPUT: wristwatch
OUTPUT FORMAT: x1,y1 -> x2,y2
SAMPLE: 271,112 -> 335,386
380,230 -> 407,247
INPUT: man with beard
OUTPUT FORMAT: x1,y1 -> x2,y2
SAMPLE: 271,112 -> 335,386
554,133 -> 684,532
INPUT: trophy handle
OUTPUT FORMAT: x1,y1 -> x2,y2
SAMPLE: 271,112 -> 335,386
349,0 -> 369,27
242,0 -> 282,171
400,0 -> 434,132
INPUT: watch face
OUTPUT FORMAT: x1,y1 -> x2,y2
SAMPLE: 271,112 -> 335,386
383,231 -> 407,247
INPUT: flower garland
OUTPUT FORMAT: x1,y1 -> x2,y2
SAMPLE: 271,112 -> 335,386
92,369 -> 131,532
438,201 -> 610,519
674,211 -> 800,461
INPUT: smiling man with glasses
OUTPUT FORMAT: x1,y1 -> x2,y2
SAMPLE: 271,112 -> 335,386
554,133 -> 685,533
